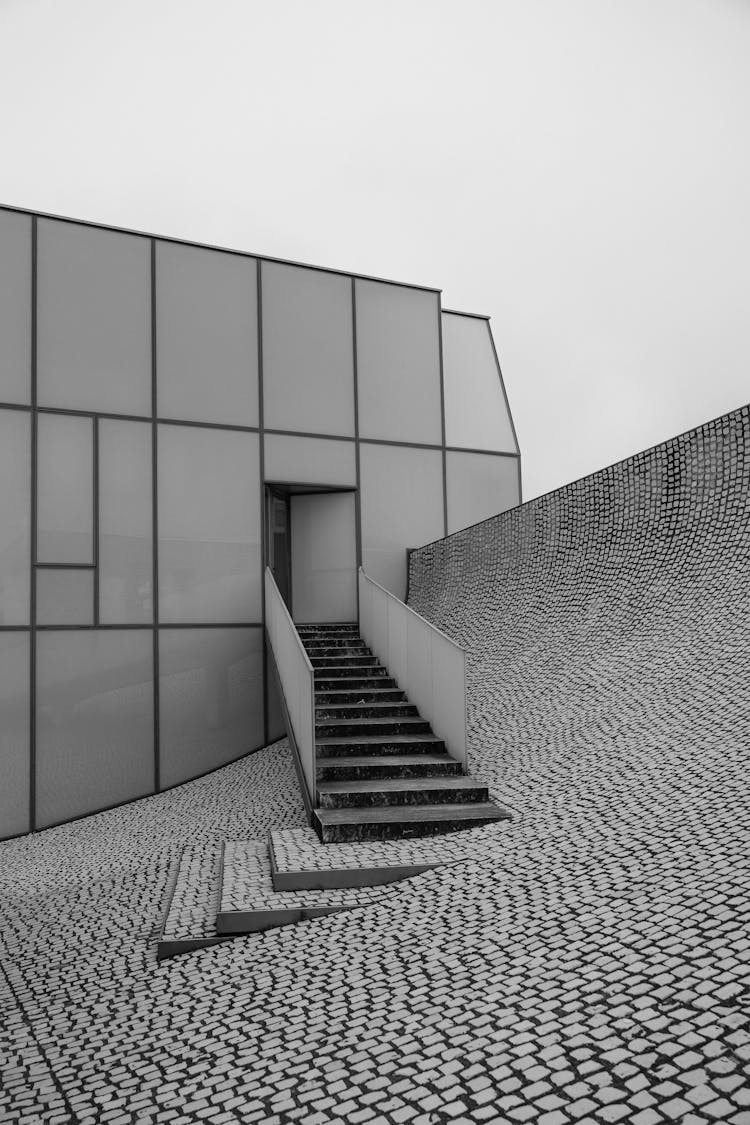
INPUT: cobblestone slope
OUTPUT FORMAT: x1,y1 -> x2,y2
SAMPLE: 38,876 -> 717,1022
2,406 -> 749,1124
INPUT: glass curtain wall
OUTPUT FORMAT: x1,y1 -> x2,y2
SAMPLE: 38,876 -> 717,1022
0,204 -> 521,839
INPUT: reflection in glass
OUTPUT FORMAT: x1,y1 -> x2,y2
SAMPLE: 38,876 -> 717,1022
156,242 -> 258,426
99,420 -> 152,624
159,627 -> 264,788
158,425 -> 261,622
360,442 -> 444,600
355,279 -> 442,445
442,313 -> 518,452
36,569 -> 94,625
446,451 -> 520,534
35,630 -> 154,828
37,413 -> 93,564
264,433 -> 356,487
0,632 -> 30,838
0,210 -> 31,405
262,262 -> 355,436
0,410 -> 30,624
37,220 -> 151,415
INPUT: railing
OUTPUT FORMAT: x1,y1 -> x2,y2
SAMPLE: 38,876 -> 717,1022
358,567 -> 468,771
264,567 -> 317,810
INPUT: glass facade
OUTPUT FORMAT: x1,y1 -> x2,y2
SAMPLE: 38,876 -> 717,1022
355,279 -> 443,445
360,442 -> 444,601
0,210 -> 31,405
35,630 -> 154,828
262,262 -> 355,436
442,312 -> 518,453
156,241 -> 258,426
0,410 -> 30,625
446,451 -> 521,534
158,628 -> 264,789
0,204 -> 520,838
37,220 -> 151,415
158,425 -> 261,623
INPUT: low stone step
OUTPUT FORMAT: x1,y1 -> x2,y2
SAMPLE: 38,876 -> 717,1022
318,777 -> 487,808
316,716 -> 432,738
268,826 -> 451,890
313,664 -> 389,681
316,753 -> 462,782
156,843 -> 236,960
314,687 -> 406,706
315,733 -> 446,757
313,802 -> 512,843
315,701 -> 418,721
216,840 -> 394,935
304,645 -> 371,660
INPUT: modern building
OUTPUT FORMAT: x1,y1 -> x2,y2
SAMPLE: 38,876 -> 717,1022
0,204 -> 520,840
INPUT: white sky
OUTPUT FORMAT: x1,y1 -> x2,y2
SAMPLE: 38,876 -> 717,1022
1,0 -> 748,499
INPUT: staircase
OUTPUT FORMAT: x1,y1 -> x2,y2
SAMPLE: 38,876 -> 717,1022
297,622 -> 510,842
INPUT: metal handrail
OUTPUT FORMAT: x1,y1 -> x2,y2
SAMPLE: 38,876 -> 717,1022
264,567 -> 317,809
358,566 -> 468,771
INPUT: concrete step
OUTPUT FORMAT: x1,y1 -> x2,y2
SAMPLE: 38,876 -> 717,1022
316,753 -> 462,782
156,843 -> 234,961
216,840 -> 393,935
315,732 -> 447,757
313,664 -> 389,680
316,715 -> 432,738
313,802 -> 512,843
315,687 -> 406,706
315,674 -> 396,691
302,639 -> 369,653
315,701 -> 419,721
309,654 -> 381,669
296,623 -> 359,636
318,776 -> 488,809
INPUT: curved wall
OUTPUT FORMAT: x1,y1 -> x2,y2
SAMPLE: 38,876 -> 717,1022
408,405 -> 750,794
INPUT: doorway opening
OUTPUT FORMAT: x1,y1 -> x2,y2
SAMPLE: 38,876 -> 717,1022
265,484 -> 358,624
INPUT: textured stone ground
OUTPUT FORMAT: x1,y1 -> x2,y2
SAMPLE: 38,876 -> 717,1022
2,406 -> 750,1123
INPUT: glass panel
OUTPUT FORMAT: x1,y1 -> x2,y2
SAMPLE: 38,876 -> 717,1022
99,420 -> 152,624
266,647 -> 286,743
35,630 -> 154,828
159,627 -> 264,789
37,413 -> 93,563
0,410 -> 30,624
446,451 -> 520,534
156,242 -> 258,426
355,280 -> 442,445
264,434 -> 356,487
290,492 -> 357,624
0,632 -> 30,838
0,210 -> 31,404
359,442 -> 444,600
37,220 -> 151,415
442,313 -> 518,453
262,261 -> 354,436
158,425 -> 261,623
36,569 -> 94,625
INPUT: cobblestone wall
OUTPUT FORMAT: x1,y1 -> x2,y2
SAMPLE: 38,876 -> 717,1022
409,405 -> 750,789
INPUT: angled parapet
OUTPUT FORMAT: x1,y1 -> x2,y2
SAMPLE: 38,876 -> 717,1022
441,310 -> 521,533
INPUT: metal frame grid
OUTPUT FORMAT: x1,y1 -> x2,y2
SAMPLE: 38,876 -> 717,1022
0,202 -> 522,838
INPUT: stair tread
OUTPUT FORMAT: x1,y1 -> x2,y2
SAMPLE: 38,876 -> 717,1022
318,776 -> 482,794
315,803 -> 509,825
317,733 -> 443,746
317,753 -> 457,768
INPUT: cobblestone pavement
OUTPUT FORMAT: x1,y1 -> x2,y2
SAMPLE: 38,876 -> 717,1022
3,407 -> 750,1123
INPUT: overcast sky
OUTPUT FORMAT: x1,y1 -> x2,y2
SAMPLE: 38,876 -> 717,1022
1,0 -> 748,499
